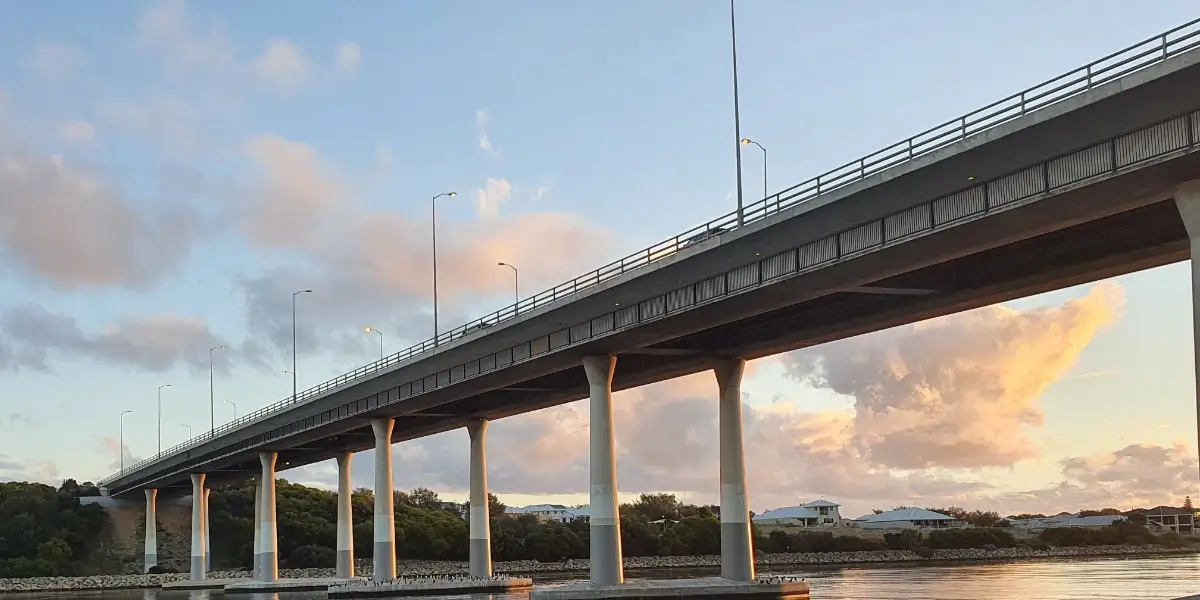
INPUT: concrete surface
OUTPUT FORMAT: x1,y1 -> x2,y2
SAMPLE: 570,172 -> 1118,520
529,577 -> 810,600
328,576 -> 534,597
162,577 -> 248,590
223,576 -> 363,593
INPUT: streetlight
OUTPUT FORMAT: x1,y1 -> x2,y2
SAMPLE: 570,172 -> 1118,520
119,410 -> 133,474
497,262 -> 518,307
180,423 -> 192,440
740,138 -> 766,201
208,345 -> 226,434
157,384 -> 171,455
292,289 -> 312,404
730,0 -> 745,227
431,191 -> 457,343
364,327 -> 384,360
224,400 -> 237,421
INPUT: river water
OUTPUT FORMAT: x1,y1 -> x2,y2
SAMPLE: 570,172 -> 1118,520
14,556 -> 1200,600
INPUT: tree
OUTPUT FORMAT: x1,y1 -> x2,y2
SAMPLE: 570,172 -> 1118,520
1184,496 -> 1194,512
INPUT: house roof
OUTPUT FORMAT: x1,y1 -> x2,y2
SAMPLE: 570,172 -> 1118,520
863,508 -> 955,523
1136,506 -> 1192,516
752,506 -> 821,521
804,499 -> 840,507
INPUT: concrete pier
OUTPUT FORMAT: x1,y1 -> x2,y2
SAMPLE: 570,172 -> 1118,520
1175,179 -> 1200,484
329,576 -> 533,598
188,473 -> 206,581
529,577 -> 809,600
371,417 -> 396,581
467,419 -> 492,577
258,452 -> 279,582
583,355 -> 623,586
203,487 -> 212,574
715,359 -> 755,581
252,476 -> 262,579
143,488 -> 157,573
336,451 -> 355,579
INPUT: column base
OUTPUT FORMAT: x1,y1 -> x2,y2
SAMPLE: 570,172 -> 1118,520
468,538 -> 491,577
373,541 -> 395,581
258,551 -> 278,582
189,557 -> 205,581
720,522 -> 755,581
143,555 -> 157,573
336,550 -> 354,579
589,523 -> 623,585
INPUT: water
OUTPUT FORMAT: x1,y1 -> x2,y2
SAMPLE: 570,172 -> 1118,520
12,556 -> 1200,600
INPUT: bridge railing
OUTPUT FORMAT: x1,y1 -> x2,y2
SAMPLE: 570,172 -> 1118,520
97,17 -> 1200,488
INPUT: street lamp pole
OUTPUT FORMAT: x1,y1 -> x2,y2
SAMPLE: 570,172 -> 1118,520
292,289 -> 312,404
498,262 -> 518,306
120,410 -> 133,474
365,327 -> 384,360
208,345 -> 226,434
181,423 -> 192,439
740,138 -> 766,201
431,191 -> 457,343
156,384 -> 171,455
730,0 -> 745,227
224,400 -> 237,421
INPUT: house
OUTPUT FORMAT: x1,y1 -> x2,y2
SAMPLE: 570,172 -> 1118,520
1007,514 -> 1126,531
506,504 -> 590,523
1131,506 -> 1195,535
751,500 -> 843,527
857,508 -> 961,530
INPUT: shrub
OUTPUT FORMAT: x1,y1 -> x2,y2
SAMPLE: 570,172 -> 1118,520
913,547 -> 935,559
923,528 -> 1016,550
147,565 -> 178,574
883,530 -> 922,550
287,545 -> 336,569
1157,532 -> 1187,548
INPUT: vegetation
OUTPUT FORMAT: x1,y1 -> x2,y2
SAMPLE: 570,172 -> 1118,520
0,480 -> 109,577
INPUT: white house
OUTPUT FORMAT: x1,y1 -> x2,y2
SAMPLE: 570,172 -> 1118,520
752,500 -> 843,527
858,508 -> 961,530
507,504 -> 590,523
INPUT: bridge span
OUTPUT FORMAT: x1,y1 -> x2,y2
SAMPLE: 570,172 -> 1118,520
97,20 -> 1200,588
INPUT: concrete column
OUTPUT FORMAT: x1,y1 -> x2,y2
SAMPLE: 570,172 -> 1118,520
189,473 -> 206,581
144,489 -> 158,573
336,452 -> 355,579
582,355 -> 623,585
1176,179 -> 1200,483
467,419 -> 492,577
252,477 -> 262,579
714,359 -> 755,581
258,452 -> 279,582
371,418 -> 396,581
203,488 -> 211,573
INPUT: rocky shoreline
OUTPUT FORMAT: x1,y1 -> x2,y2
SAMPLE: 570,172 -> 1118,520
0,545 -> 1194,593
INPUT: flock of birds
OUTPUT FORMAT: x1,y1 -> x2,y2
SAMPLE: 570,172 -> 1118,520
756,576 -> 806,584
334,574 -> 516,587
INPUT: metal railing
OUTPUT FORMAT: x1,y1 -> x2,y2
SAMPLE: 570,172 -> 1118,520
98,17 -> 1200,487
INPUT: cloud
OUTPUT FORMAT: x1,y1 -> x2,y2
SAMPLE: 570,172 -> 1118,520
473,177 -> 512,219
136,0 -> 237,76
782,283 -> 1123,470
0,305 -> 235,374
234,134 -> 610,360
373,142 -> 392,176
23,41 -> 86,80
335,42 -> 361,75
252,39 -> 309,91
98,436 -> 143,472
95,93 -> 205,154
476,110 -> 497,157
57,120 -> 96,144
0,146 -> 203,290
0,454 -> 60,485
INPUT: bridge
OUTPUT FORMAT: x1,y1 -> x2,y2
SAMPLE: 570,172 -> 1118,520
97,19 -> 1200,590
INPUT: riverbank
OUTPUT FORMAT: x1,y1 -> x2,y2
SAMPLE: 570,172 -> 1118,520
0,545 -> 1195,593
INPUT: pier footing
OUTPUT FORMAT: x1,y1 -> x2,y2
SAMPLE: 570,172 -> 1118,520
224,577 -> 363,593
329,576 -> 534,597
529,577 -> 810,600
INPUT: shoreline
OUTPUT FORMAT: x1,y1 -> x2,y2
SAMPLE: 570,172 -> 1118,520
0,544 -> 1195,594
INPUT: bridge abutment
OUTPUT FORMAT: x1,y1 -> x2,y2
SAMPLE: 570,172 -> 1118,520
1175,180 -> 1200,483
336,452 -> 355,579
467,419 -> 492,577
252,475 -> 262,579
259,452 -> 279,582
583,355 -> 624,586
371,417 -> 397,581
144,489 -> 157,573
714,359 -> 756,581
189,474 -> 206,581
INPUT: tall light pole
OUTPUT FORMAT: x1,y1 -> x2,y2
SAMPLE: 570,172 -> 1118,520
156,384 -> 171,455
208,344 -> 226,434
740,138 -> 766,201
498,262 -> 518,306
431,191 -> 457,343
224,400 -> 237,421
730,0 -> 745,227
180,423 -> 192,440
119,410 -> 133,474
364,327 -> 384,360
292,289 -> 312,404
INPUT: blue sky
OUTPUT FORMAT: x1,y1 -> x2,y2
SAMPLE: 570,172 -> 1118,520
0,0 -> 1197,517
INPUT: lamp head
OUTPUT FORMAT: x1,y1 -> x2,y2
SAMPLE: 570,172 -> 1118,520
740,138 -> 752,144
448,191 -> 457,197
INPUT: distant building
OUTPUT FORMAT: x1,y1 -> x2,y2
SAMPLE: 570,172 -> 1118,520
1007,514 -> 1126,531
856,508 -> 961,530
1130,506 -> 1195,535
751,500 -> 843,527
507,504 -> 590,523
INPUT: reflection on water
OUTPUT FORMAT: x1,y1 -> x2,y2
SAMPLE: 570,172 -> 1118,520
12,556 -> 1200,600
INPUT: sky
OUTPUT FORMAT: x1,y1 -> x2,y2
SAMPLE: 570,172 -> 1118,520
0,0 -> 1198,519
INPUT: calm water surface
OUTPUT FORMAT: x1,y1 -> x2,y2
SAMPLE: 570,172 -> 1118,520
15,556 -> 1200,600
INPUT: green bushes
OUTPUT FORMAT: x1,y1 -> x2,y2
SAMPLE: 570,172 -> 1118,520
1038,522 -> 1157,547
923,528 -> 1017,550
287,545 -> 336,568
0,480 -> 109,577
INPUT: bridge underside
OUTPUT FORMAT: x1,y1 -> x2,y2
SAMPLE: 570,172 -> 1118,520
174,159 -> 1197,495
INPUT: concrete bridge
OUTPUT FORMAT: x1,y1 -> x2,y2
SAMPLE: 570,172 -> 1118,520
97,20 -> 1200,588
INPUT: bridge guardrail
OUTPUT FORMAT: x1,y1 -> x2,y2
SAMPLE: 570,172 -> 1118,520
97,18 -> 1200,488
